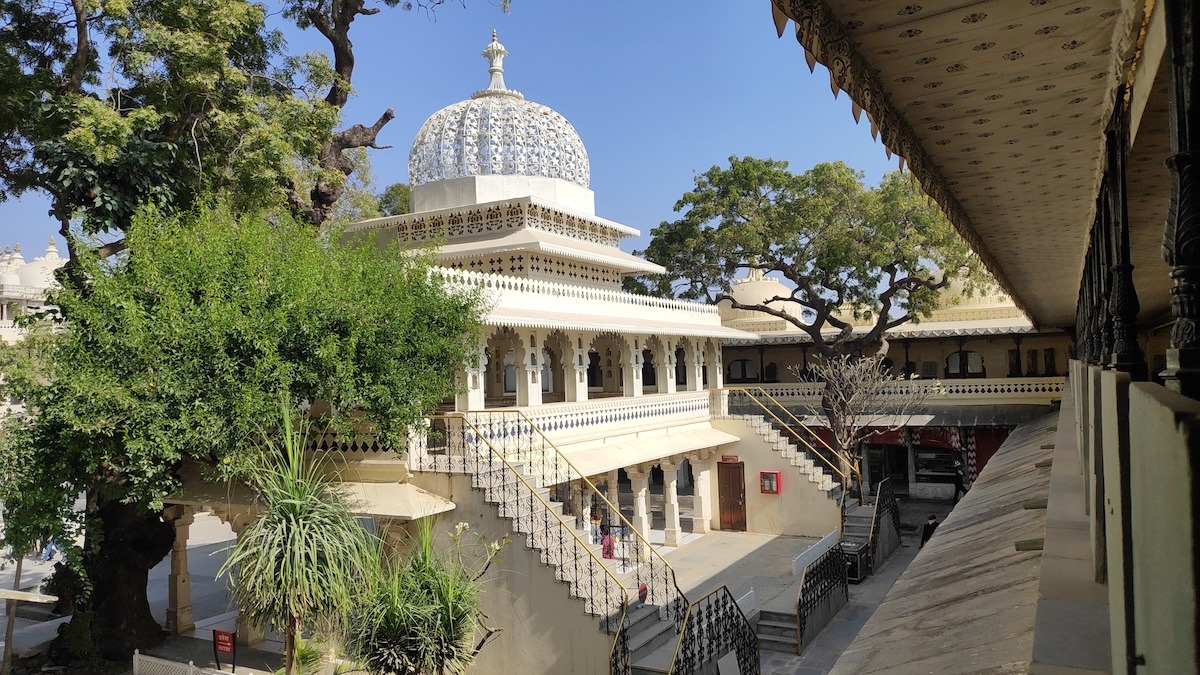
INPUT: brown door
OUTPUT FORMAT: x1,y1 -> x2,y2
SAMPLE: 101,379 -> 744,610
717,461 -> 747,531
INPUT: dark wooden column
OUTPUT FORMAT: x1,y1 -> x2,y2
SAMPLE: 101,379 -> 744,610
756,345 -> 766,383
1011,334 -> 1025,377
1163,0 -> 1200,396
902,338 -> 913,377
1106,87 -> 1148,379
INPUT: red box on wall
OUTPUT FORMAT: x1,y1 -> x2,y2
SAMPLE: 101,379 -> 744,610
760,471 -> 781,494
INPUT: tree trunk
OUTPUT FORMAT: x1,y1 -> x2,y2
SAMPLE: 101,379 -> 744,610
2,555 -> 23,675
54,499 -> 174,662
285,617 -> 298,675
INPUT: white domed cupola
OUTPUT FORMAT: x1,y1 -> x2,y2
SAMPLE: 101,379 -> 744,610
408,32 -> 594,213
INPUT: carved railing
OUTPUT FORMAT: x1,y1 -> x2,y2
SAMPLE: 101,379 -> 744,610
410,415 -> 633,672
758,377 -> 1064,405
430,266 -> 722,315
867,477 -> 901,573
721,386 -> 859,486
795,543 -> 849,650
667,587 -> 760,674
515,391 -> 713,445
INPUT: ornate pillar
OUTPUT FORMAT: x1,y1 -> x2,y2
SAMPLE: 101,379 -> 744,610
1106,90 -> 1148,379
657,337 -> 678,394
216,509 -> 266,647
621,336 -> 644,397
704,340 -> 724,390
662,459 -> 683,546
685,451 -> 712,533
1097,197 -> 1116,367
683,339 -> 704,392
901,339 -> 913,377
1163,0 -> 1200,395
626,464 -> 652,545
606,469 -> 621,527
163,505 -> 195,635
1010,334 -> 1025,377
457,341 -> 488,411
955,336 -> 968,377
564,333 -> 591,403
516,330 -> 543,407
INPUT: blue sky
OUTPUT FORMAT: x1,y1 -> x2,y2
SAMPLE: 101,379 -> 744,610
1,1 -> 896,256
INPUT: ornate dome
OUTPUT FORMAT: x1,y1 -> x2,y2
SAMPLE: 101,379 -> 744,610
408,32 -> 590,189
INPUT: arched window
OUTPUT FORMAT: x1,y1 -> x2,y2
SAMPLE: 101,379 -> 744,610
642,349 -> 656,386
945,351 -> 986,378
726,358 -> 759,383
587,351 -> 601,388
675,347 -> 687,385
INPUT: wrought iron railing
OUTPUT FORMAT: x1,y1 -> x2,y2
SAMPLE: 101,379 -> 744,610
666,586 -> 760,674
722,386 -> 860,486
866,477 -> 901,573
795,543 -> 848,649
409,415 -> 633,672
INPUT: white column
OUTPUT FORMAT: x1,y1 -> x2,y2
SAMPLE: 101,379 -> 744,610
221,511 -> 266,646
622,336 -> 644,398
164,505 -> 195,635
685,339 -> 704,392
456,342 -> 488,411
662,459 -> 683,546
517,331 -> 544,407
686,451 -> 712,534
606,469 -> 621,527
577,479 -> 593,535
657,338 -> 678,395
627,464 -> 651,544
705,340 -> 724,390
564,333 -> 590,403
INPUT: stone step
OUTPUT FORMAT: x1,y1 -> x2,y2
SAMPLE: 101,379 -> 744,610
756,618 -> 796,638
757,633 -> 799,654
628,616 -> 677,659
758,609 -> 797,624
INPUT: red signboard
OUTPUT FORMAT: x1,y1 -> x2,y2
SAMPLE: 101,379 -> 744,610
214,630 -> 235,654
720,455 -> 739,463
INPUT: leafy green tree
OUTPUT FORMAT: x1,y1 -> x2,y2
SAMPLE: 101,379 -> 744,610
377,182 -> 412,216
639,157 -> 982,358
219,405 -> 377,675
0,204 -> 484,661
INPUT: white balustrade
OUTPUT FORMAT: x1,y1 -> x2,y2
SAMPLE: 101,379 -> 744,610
757,377 -> 1065,406
432,267 -> 720,315
507,390 -> 714,445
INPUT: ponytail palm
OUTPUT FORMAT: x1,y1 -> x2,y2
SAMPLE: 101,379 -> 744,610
220,407 -> 376,675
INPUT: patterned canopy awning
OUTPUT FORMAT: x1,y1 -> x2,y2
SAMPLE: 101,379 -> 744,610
769,1 -> 1165,329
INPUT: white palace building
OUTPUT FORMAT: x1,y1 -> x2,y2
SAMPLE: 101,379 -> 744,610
157,32 -> 1061,675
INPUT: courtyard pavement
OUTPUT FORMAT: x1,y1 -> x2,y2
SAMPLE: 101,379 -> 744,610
2,494 -> 954,674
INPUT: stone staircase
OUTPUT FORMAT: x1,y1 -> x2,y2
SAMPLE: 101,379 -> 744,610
755,609 -> 800,654
624,605 -> 683,674
841,504 -> 874,547
720,414 -> 840,497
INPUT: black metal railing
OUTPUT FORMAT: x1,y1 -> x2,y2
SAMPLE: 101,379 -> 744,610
667,587 -> 760,674
722,387 -> 859,487
410,414 -> 633,671
795,543 -> 848,648
867,477 -> 901,572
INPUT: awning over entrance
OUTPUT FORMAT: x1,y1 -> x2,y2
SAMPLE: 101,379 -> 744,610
168,462 -> 456,521
795,404 -> 1052,429
559,426 -> 741,477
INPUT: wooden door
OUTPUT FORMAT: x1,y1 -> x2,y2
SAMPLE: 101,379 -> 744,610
717,461 -> 747,531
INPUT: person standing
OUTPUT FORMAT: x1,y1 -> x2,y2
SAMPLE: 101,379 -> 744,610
920,514 -> 939,548
952,460 -> 968,504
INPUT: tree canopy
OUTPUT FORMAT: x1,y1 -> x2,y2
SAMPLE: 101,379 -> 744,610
377,181 -> 412,216
0,205 -> 484,658
638,157 -> 983,357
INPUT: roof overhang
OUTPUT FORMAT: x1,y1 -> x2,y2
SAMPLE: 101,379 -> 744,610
558,426 -> 741,477
438,227 -> 666,275
487,307 -> 756,340
770,0 -> 1154,329
167,462 -> 455,521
